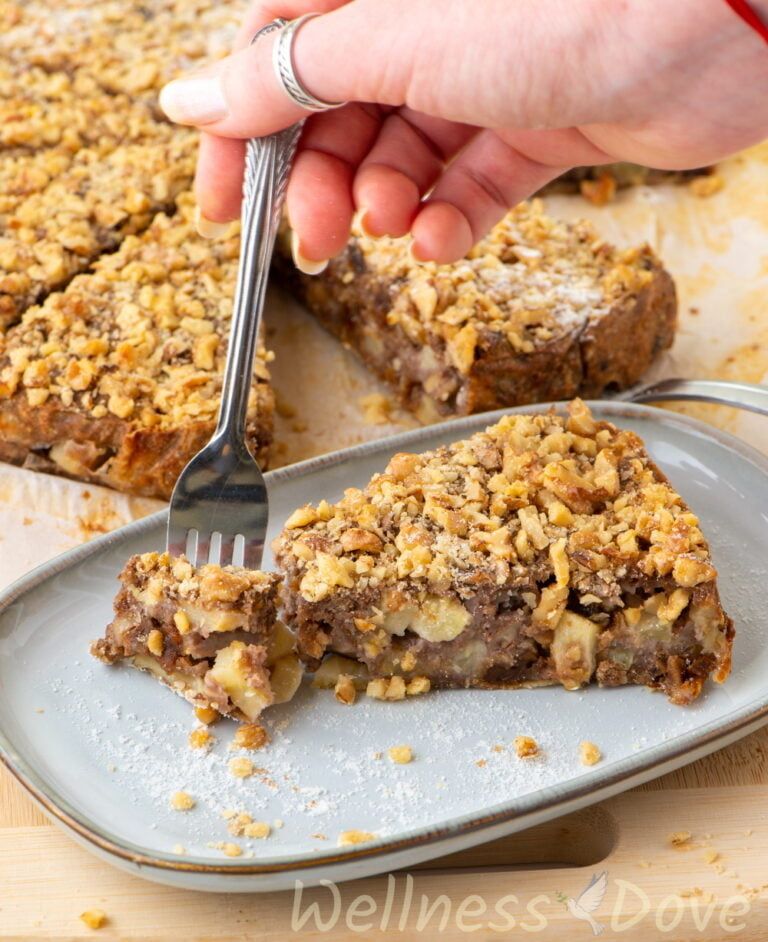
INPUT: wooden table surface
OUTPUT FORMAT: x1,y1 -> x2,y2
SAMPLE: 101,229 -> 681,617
2,722 -> 768,940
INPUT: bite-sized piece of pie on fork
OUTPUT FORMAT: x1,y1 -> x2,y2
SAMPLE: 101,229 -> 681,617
91,552 -> 302,722
275,400 -> 733,706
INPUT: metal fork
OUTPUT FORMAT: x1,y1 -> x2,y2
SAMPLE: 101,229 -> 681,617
167,22 -> 301,571
619,377 -> 768,418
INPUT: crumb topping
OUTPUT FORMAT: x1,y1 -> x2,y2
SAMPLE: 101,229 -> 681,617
0,193 -> 273,427
334,201 -> 658,367
0,137 -> 195,326
277,400 -> 717,617
121,551 -> 278,610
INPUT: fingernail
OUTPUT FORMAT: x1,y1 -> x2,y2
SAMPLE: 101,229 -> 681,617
291,231 -> 328,275
194,206 -> 231,240
358,210 -> 378,238
408,240 -> 426,265
159,76 -> 227,125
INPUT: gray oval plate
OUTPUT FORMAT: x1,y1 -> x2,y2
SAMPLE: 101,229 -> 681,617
1,402 -> 767,893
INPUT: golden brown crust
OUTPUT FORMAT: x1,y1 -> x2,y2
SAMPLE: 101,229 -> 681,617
0,194 -> 273,498
276,202 -> 677,419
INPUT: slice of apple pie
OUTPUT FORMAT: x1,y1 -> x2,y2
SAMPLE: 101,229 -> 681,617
91,552 -> 302,722
276,400 -> 733,705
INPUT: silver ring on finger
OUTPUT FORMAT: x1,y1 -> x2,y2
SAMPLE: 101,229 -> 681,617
261,13 -> 347,113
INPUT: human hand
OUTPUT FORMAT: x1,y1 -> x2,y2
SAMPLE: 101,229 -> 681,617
160,0 -> 768,267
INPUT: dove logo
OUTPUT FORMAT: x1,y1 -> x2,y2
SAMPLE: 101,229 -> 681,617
557,871 -> 608,936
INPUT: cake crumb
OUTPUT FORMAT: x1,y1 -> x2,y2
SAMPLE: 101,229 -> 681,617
146,628 -> 164,656
170,791 -> 195,811
579,741 -> 602,766
334,674 -> 357,705
690,174 -> 724,198
388,745 -> 413,765
367,676 -> 406,701
194,705 -> 220,725
669,830 -> 693,849
172,844 -> 186,855
189,727 -> 214,750
406,676 -> 431,697
703,849 -> 720,864
491,744 -> 505,754
311,832 -> 327,840
475,759 -> 487,768
514,736 -> 539,759
232,723 -> 269,751
360,393 -> 393,425
228,757 -> 255,779
273,819 -> 284,829
209,841 -> 242,858
226,811 -> 271,839
79,909 -> 107,930
338,829 -> 376,847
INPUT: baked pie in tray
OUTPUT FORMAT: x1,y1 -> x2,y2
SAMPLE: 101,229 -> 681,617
91,552 -> 302,722
277,201 -> 677,421
275,401 -> 733,705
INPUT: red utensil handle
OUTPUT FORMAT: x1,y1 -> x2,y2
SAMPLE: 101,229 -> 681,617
724,0 -> 768,43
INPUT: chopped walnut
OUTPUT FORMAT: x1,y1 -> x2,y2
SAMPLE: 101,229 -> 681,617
669,830 -> 693,849
232,723 -> 269,751
195,705 -> 220,725
228,757 -> 255,779
513,736 -> 539,759
338,829 -> 376,847
334,674 -> 357,705
387,745 -> 413,764
579,741 -> 602,766
188,728 -> 214,751
170,791 -> 195,811
366,676 -> 406,701
79,909 -> 107,930
209,841 -> 242,857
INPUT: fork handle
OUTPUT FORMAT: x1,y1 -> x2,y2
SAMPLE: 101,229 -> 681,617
623,378 -> 768,418
214,120 -> 302,443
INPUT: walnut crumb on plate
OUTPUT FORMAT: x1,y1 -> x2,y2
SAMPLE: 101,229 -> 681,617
338,829 -> 376,847
579,741 -> 602,766
228,757 -> 255,779
334,674 -> 357,705
188,728 -> 214,750
209,841 -> 242,857
170,790 -> 195,811
232,723 -> 269,751
514,736 -> 539,759
388,745 -> 413,764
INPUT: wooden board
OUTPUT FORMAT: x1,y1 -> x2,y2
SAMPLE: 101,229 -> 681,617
2,725 -> 768,940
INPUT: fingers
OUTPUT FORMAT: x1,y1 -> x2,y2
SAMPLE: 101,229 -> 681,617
354,109 -> 475,238
194,133 -> 246,228
285,103 -> 382,264
411,131 -> 570,263
232,0 -> 350,49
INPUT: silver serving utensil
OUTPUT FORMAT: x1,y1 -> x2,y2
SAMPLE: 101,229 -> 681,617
619,377 -> 768,418
167,21 -> 300,570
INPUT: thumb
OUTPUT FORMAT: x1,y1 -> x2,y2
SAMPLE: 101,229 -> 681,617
159,0 -> 441,137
